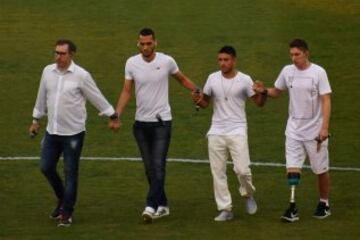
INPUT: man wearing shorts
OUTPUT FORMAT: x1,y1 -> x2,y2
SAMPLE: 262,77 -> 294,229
254,39 -> 332,222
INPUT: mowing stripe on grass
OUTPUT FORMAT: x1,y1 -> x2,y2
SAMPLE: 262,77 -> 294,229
0,156 -> 359,172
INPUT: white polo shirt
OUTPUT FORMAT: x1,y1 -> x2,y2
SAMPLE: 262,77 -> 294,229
203,71 -> 255,136
125,52 -> 179,122
32,61 -> 115,135
275,63 -> 332,140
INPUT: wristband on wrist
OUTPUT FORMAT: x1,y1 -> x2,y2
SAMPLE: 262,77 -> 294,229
109,113 -> 119,120
261,89 -> 268,96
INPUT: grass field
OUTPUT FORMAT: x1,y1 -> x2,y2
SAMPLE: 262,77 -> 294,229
1,160 -> 360,240
0,0 -> 359,239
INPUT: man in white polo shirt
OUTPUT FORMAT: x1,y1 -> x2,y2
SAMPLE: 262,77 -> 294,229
109,28 -> 198,223
29,39 -> 118,227
192,46 -> 267,221
255,39 -> 332,222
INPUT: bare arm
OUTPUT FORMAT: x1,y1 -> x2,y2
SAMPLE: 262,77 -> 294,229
251,81 -> 267,107
252,81 -> 283,102
319,93 -> 331,140
266,87 -> 283,98
115,79 -> 133,115
172,70 -> 197,91
108,79 -> 133,131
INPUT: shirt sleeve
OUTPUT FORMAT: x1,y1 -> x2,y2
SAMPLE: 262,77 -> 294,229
203,75 -> 212,96
32,69 -> 47,119
318,68 -> 332,95
246,77 -> 256,97
81,72 -> 115,116
124,59 -> 133,80
168,56 -> 179,75
274,67 -> 288,90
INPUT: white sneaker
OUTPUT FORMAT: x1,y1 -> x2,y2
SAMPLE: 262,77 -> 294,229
245,196 -> 257,215
142,206 -> 155,223
214,210 -> 234,221
153,206 -> 170,219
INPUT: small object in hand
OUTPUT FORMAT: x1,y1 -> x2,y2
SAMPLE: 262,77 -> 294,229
195,88 -> 200,111
315,134 -> 331,152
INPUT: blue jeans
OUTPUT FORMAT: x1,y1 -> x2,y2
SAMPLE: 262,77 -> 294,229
133,121 -> 171,209
40,131 -> 85,215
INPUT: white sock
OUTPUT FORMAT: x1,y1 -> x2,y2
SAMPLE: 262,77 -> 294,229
320,198 -> 329,206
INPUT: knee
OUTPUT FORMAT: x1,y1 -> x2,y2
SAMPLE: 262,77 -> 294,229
40,164 -> 54,176
287,172 -> 301,186
233,165 -> 250,176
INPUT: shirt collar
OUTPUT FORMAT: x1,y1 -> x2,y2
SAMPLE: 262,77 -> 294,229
52,61 -> 76,73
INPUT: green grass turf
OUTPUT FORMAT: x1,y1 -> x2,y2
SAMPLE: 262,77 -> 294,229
0,0 -> 359,239
0,0 -> 359,166
0,160 -> 359,240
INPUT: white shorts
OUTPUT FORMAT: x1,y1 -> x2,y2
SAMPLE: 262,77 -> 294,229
285,136 -> 329,174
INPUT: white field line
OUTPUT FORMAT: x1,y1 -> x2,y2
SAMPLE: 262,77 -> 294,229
0,156 -> 360,172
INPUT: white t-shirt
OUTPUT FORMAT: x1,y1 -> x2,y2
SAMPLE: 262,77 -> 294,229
125,52 -> 179,122
275,63 -> 332,140
203,71 -> 255,136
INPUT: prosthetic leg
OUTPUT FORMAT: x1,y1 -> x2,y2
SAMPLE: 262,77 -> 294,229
281,172 -> 300,222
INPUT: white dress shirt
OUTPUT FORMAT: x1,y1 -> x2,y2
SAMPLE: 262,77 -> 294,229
32,61 -> 115,135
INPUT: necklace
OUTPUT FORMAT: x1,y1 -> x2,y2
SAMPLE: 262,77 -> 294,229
221,75 -> 235,101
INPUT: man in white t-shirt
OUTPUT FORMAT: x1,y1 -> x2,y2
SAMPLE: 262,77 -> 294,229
109,28 -> 198,223
192,46 -> 267,221
254,39 -> 332,222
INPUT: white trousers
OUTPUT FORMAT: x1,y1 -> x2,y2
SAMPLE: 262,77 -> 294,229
208,135 -> 256,211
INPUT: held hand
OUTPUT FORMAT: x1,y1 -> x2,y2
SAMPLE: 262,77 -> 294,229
108,118 -> 122,132
29,123 -> 40,138
191,89 -> 203,105
253,80 -> 266,94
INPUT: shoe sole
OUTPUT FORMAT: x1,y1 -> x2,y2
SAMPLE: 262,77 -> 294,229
214,217 -> 233,221
313,212 -> 331,219
280,216 -> 299,222
214,215 -> 234,221
57,223 -> 71,227
152,213 -> 170,220
142,213 -> 153,223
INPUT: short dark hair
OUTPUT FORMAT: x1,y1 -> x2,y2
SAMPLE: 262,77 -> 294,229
218,45 -> 236,57
55,39 -> 77,53
139,28 -> 155,39
289,39 -> 309,52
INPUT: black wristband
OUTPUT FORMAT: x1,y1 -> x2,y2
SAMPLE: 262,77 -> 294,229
261,89 -> 268,96
109,113 -> 119,120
